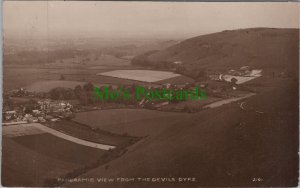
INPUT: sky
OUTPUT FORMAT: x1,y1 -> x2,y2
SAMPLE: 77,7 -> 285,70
3,2 -> 299,40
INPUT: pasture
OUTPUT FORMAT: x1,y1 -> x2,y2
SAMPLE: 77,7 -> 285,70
3,124 -> 45,137
3,53 -> 134,92
50,54 -> 131,68
4,66 -> 147,92
73,109 -> 190,137
3,66 -> 58,91
97,70 -> 181,83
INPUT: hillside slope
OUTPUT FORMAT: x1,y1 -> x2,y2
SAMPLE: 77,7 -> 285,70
67,76 -> 298,187
132,28 -> 298,76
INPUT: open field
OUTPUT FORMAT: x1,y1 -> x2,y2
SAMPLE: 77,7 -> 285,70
4,64 -> 193,92
2,137 -> 80,187
3,124 -> 45,137
2,133 -> 106,186
45,120 -> 136,146
155,74 -> 194,84
50,54 -> 131,68
73,109 -> 190,137
9,133 -> 106,164
164,96 -> 221,111
3,66 -> 58,91
97,70 -> 181,83
3,66 -> 167,92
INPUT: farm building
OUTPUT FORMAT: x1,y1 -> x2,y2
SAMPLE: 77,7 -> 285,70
38,100 -> 73,113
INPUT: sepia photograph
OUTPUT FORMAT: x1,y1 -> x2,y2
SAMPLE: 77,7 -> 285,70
2,1 -> 299,187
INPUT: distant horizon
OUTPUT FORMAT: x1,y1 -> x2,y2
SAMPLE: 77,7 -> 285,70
4,27 -> 299,43
4,2 -> 299,40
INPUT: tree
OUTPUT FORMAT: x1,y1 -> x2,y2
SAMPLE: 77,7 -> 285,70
49,87 -> 75,100
74,85 -> 83,98
183,105 -> 192,113
83,82 -> 94,91
175,65 -> 186,74
231,77 -> 238,85
24,99 -> 37,113
60,74 -> 65,80
196,69 -> 207,81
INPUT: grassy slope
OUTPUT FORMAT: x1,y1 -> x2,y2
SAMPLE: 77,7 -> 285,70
2,133 -> 106,187
2,136 -> 79,187
73,109 -> 190,137
68,76 -> 298,187
46,120 -> 133,146
136,28 -> 298,73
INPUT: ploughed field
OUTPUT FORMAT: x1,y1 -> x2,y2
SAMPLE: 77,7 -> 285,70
97,70 -> 181,83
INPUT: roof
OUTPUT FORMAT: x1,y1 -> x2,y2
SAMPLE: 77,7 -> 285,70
5,111 -> 17,114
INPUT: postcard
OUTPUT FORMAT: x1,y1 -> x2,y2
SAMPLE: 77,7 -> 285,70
2,1 -> 299,187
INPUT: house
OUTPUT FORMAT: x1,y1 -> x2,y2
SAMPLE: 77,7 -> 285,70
37,117 -> 46,122
5,110 -> 17,115
32,117 -> 39,123
163,83 -> 171,89
38,100 -> 73,113
240,66 -> 251,71
4,111 -> 17,120
32,109 -> 41,116
173,61 -> 182,65
50,118 -> 60,122
209,74 -> 220,81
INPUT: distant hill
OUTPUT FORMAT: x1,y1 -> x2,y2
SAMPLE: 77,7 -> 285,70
132,28 -> 299,78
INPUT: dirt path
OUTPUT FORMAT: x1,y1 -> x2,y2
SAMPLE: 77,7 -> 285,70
30,123 -> 116,150
203,93 -> 256,109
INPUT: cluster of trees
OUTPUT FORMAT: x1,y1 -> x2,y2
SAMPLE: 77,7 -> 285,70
131,50 -> 159,67
132,55 -> 174,69
132,51 -> 208,81
175,65 -> 207,81
48,82 -> 94,105
48,82 -> 138,106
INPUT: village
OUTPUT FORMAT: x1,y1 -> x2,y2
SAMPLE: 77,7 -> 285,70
3,96 -> 74,125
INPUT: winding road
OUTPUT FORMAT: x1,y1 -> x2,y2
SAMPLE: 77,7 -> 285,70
31,123 -> 116,150
4,123 -> 116,150
203,93 -> 256,109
